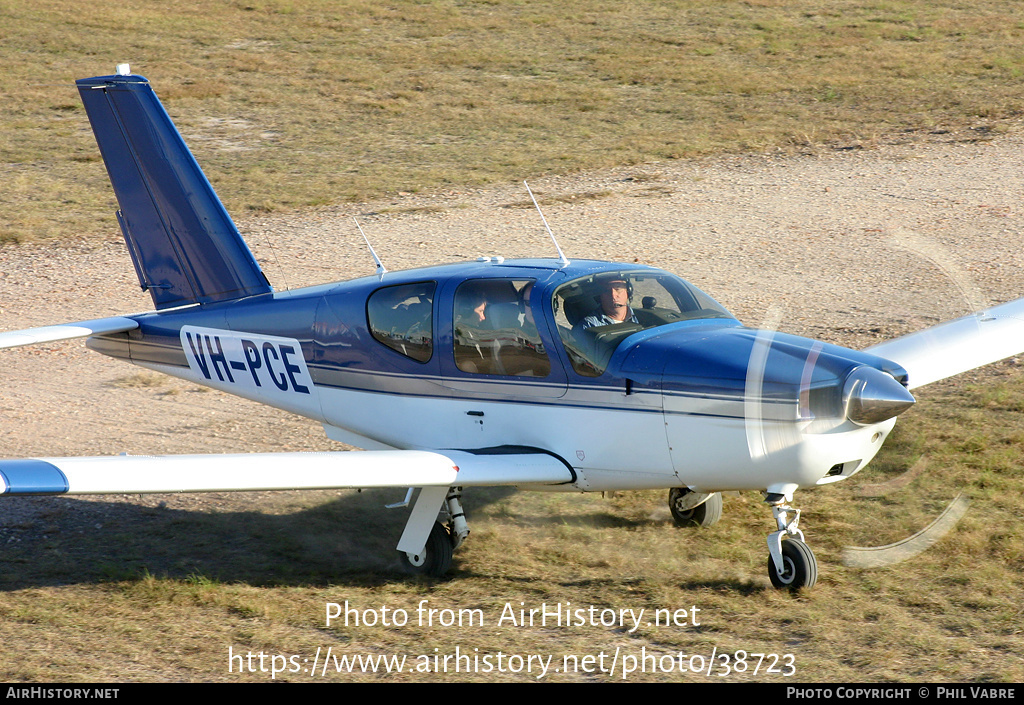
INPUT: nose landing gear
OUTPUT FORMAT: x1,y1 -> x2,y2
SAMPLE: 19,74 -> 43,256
764,493 -> 817,590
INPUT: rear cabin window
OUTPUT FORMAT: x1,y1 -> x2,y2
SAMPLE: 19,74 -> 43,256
367,282 -> 435,363
453,279 -> 550,377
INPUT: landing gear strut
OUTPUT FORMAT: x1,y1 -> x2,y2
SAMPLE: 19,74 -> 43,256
399,487 -> 468,577
445,487 -> 470,550
764,493 -> 817,590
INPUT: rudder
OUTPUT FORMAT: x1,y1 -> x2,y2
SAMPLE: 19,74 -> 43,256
77,71 -> 272,309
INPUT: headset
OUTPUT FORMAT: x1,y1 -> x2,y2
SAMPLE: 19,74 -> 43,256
593,273 -> 633,301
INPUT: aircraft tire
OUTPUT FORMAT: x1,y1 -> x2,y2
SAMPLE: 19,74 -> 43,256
669,489 -> 722,527
767,538 -> 817,590
401,520 -> 453,577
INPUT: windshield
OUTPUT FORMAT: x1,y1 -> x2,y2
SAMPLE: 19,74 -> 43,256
551,270 -> 733,376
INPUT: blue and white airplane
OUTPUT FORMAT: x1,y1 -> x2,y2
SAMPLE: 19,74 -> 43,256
3,68 -> 1024,589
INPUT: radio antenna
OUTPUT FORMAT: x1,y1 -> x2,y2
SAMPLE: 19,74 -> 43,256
524,180 -> 570,268
353,217 -> 387,277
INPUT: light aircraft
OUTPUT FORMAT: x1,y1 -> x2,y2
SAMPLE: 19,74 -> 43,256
3,68 -> 1024,589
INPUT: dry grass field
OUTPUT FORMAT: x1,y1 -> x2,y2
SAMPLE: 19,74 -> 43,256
2,0 -> 1024,242
1,0 -> 1022,685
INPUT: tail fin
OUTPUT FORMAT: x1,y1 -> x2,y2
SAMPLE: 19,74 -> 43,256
76,72 -> 272,310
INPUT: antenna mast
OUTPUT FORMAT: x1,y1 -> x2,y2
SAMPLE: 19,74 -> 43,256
353,217 -> 387,277
524,181 -> 570,268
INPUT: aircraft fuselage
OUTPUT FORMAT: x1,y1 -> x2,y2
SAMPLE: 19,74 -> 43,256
87,258 -> 907,496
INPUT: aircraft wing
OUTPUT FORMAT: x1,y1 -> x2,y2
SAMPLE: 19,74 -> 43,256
0,449 -> 574,496
0,317 -> 139,350
865,295 -> 1024,390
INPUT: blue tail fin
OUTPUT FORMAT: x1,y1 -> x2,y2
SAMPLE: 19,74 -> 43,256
77,72 -> 272,310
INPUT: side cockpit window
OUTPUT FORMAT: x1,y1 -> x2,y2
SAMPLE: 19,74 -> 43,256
367,282 -> 435,363
453,279 -> 550,377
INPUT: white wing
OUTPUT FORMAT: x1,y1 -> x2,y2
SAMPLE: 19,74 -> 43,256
0,449 -> 574,560
0,450 -> 574,496
866,296 -> 1024,389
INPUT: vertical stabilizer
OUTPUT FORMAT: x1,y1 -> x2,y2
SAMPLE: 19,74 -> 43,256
76,72 -> 272,309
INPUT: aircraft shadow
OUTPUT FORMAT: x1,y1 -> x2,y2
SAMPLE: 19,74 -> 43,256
0,486 -> 581,590
0,487 -> 761,592
0,487 -> 491,589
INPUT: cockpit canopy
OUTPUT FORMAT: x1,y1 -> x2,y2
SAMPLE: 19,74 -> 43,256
360,264 -> 734,381
552,270 -> 734,376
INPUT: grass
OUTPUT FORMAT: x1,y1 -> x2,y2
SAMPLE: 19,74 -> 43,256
0,374 -> 1021,682
2,0 -> 1024,242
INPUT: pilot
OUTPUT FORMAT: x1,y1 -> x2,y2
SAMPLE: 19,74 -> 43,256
578,275 -> 639,329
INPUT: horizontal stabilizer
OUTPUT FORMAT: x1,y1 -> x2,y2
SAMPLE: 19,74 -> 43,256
76,73 -> 271,309
866,296 -> 1024,389
0,317 -> 138,350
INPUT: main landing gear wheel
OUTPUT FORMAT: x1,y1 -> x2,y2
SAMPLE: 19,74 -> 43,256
668,489 -> 723,527
402,520 -> 453,577
767,538 -> 817,590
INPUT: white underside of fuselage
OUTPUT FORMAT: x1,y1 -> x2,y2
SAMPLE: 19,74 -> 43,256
136,360 -> 895,495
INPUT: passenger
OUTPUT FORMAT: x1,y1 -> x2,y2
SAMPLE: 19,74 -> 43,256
518,281 -> 536,331
500,281 -> 549,377
454,280 -> 515,374
457,280 -> 519,326
458,283 -> 489,324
